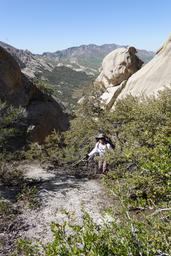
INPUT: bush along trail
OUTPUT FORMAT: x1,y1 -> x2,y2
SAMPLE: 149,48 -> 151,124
0,88 -> 171,255
0,161 -> 114,255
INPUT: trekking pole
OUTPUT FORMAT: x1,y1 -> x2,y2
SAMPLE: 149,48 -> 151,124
71,155 -> 88,167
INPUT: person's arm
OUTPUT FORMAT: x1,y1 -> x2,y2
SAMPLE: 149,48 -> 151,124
106,143 -> 112,150
88,143 -> 98,158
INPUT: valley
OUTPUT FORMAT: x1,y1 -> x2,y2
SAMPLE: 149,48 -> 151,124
0,41 -> 154,108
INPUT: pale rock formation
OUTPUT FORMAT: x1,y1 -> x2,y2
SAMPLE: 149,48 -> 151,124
98,34 -> 171,109
117,33 -> 171,101
100,81 -> 127,109
96,47 -> 143,89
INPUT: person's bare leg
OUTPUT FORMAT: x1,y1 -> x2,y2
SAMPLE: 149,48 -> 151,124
102,161 -> 107,173
98,160 -> 103,173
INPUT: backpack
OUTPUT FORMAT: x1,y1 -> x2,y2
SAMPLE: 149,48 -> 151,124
105,136 -> 115,150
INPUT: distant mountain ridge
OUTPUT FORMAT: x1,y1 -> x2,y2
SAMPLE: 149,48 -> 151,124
0,41 -> 154,108
42,44 -> 120,74
0,41 -> 54,77
43,43 -> 154,74
0,41 -> 154,77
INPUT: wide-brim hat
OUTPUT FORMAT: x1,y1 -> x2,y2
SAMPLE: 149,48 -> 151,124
95,133 -> 106,139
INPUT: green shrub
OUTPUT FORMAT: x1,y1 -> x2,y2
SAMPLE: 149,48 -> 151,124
0,197 -> 13,216
63,88 -> 171,208
0,162 -> 24,185
24,142 -> 44,160
62,87 -> 171,254
24,130 -> 64,164
13,239 -> 40,256
64,87 -> 104,161
14,210 -> 171,256
0,100 -> 25,152
34,79 -> 55,96
17,185 -> 39,209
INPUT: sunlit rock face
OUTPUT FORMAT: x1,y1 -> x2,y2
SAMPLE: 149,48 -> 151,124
96,34 -> 171,109
96,46 -> 143,108
117,33 -> 171,101
96,46 -> 143,89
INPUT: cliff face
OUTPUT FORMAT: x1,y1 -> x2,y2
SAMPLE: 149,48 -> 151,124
96,47 -> 143,88
117,33 -> 171,101
97,34 -> 171,109
0,46 -> 69,143
96,46 -> 143,109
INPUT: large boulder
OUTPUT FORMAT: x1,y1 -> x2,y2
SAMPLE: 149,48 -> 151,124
26,94 -> 69,143
117,33 -> 171,101
0,46 -> 22,97
96,47 -> 143,88
0,46 -> 69,143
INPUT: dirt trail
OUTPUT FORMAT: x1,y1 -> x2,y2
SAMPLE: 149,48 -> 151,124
0,162 -> 113,249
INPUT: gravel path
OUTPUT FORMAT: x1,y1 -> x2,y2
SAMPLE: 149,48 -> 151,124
14,162 -> 112,244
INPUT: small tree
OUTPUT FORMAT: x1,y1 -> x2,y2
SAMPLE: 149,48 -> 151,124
0,100 -> 25,153
34,79 -> 55,96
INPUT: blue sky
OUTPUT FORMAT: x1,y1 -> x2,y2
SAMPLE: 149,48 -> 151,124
0,0 -> 170,53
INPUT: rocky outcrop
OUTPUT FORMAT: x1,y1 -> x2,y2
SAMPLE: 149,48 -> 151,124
0,46 -> 32,106
100,80 -> 127,110
96,47 -> 143,108
116,33 -> 171,101
0,46 -> 69,143
97,34 -> 171,109
0,41 -> 54,78
96,47 -> 143,89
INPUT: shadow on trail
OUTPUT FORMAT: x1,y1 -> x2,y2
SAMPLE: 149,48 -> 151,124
0,184 -> 21,202
36,173 -> 90,196
0,164 -> 107,256
0,165 -> 96,202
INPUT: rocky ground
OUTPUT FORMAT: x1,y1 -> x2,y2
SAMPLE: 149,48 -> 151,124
0,162 -> 114,255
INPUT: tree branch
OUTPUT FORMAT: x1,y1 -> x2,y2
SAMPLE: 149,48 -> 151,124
151,208 -> 171,216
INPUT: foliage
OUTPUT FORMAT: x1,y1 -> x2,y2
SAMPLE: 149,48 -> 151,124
12,239 -> 40,256
0,101 -> 26,184
102,89 -> 171,208
0,100 -> 25,152
0,197 -> 13,216
14,210 -> 171,256
64,85 -> 104,160
1,84 -> 171,255
65,88 -> 171,207
0,161 -> 24,185
38,66 -> 94,108
34,79 -> 55,96
24,130 -> 64,164
42,130 -> 65,163
17,185 -> 39,209
24,142 -> 43,160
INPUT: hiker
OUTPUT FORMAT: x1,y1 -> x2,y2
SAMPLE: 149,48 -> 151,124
86,133 -> 113,173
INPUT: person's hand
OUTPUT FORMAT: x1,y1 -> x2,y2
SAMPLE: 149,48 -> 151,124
85,154 -> 89,160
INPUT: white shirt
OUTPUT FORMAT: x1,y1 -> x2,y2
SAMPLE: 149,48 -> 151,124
88,142 -> 111,158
